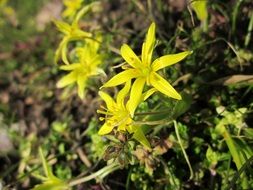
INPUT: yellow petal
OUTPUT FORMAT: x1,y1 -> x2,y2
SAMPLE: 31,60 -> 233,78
54,37 -> 69,64
73,2 -> 98,24
86,34 -> 102,53
126,125 -> 135,133
53,20 -> 71,35
62,9 -> 74,18
118,123 -> 127,131
77,75 -> 86,99
60,63 -> 81,71
102,69 -> 140,88
121,44 -> 142,68
61,40 -> 69,65
98,123 -> 114,135
62,0 -> 83,18
150,72 -> 181,100
142,88 -> 157,101
152,51 -> 192,71
57,72 -> 77,88
91,55 -> 103,67
127,77 -> 146,117
132,127 -> 151,148
116,81 -> 131,106
142,22 -> 156,65
98,91 -> 116,111
72,28 -> 91,38
75,47 -> 87,60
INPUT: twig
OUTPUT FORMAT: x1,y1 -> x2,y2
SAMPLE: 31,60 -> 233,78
68,163 -> 120,187
76,147 -> 92,168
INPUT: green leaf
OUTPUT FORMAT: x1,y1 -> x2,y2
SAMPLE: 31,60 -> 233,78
206,146 -> 218,166
39,148 -> 54,179
243,128 -> 253,139
172,92 -> 192,118
132,127 -> 151,149
33,181 -> 68,190
32,148 -> 69,190
235,138 -> 253,159
191,0 -> 208,21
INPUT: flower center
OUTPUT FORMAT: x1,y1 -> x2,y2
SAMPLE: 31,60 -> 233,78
99,105 -> 131,129
141,67 -> 151,77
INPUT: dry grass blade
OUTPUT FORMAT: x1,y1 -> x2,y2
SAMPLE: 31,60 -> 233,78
209,75 -> 253,85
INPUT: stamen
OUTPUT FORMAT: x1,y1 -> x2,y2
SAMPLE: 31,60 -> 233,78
99,117 -> 105,121
97,109 -> 113,116
97,110 -> 107,114
113,115 -> 130,127
99,105 -> 108,111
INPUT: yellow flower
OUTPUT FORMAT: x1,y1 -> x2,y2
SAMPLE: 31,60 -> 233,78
102,22 -> 192,116
54,2 -> 98,64
56,38 -> 103,99
53,19 -> 91,65
98,81 -> 151,148
62,0 -> 83,19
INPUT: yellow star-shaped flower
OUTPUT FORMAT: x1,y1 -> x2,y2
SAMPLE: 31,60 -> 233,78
57,38 -> 103,98
54,2 -> 99,64
98,81 -> 151,148
53,19 -> 91,65
102,22 -> 192,116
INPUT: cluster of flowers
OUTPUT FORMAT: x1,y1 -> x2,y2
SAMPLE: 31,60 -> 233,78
54,1 -> 102,99
54,1 -> 192,148
98,23 -> 192,148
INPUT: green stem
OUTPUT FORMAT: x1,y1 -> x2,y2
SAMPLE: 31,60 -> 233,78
222,127 -> 248,189
133,119 -> 172,126
228,155 -> 253,190
68,163 -> 120,187
232,0 -> 243,34
26,166 -> 48,181
135,109 -> 174,116
223,128 -> 242,170
173,120 -> 194,180
202,19 -> 208,33
244,11 -> 253,47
